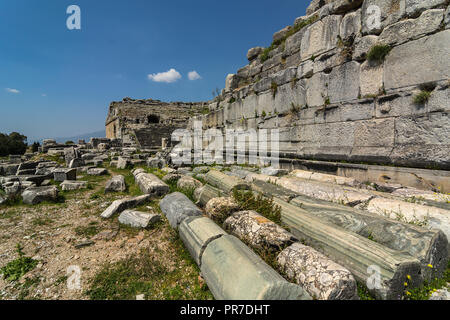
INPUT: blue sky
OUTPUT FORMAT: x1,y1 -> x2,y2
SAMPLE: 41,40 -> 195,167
0,0 -> 308,142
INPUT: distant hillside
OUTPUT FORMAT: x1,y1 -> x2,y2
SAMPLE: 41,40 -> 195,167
52,130 -> 105,144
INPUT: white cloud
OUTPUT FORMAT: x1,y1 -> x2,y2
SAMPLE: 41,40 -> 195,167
188,71 -> 202,81
5,88 -> 20,94
148,68 -> 181,83
41,93 -> 47,97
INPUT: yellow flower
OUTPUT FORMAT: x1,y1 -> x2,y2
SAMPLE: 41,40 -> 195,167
404,282 -> 408,287
428,264 -> 434,268
406,291 -> 411,295
407,275 -> 411,280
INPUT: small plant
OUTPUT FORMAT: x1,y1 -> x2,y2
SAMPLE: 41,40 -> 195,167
228,97 -> 236,104
0,244 -> 38,282
325,97 -> 330,105
290,77 -> 299,89
261,110 -> 267,117
413,91 -> 432,105
405,262 -> 450,300
271,81 -> 278,98
232,190 -> 282,225
367,44 -> 391,64
311,54 -> 316,62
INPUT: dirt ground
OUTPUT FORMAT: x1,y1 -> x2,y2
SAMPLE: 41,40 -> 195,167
0,171 -> 211,300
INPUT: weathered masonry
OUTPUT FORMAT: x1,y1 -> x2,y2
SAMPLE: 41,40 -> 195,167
186,0 -> 450,170
105,97 -> 206,149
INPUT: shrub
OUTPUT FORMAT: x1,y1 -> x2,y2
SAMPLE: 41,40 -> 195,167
232,190 -> 282,225
413,91 -> 432,105
271,81 -> 278,98
0,132 -> 27,157
0,244 -> 38,281
367,44 -> 391,64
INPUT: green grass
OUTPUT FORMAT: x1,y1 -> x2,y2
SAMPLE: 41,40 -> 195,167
0,244 -> 38,282
31,216 -> 54,226
357,282 -> 376,300
259,15 -> 318,62
85,230 -> 213,300
413,91 -> 432,105
74,221 -> 100,238
405,262 -> 450,300
367,44 -> 391,64
232,189 -> 282,225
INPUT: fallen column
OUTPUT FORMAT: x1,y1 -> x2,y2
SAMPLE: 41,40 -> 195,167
133,170 -> 169,197
205,197 -> 240,224
277,177 -> 373,206
290,195 -> 449,281
159,192 -> 203,229
290,170 -> 360,187
201,234 -> 311,300
223,210 -> 297,251
366,197 -> 450,246
193,184 -> 225,207
205,170 -> 250,193
273,197 -> 423,300
179,216 -> 227,266
277,243 -> 359,300
118,210 -> 161,228
251,179 -> 297,202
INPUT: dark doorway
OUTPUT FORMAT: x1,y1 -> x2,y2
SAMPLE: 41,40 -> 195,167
147,114 -> 160,124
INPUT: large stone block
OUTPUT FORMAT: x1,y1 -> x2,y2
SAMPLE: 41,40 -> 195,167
360,60 -> 384,97
375,92 -> 430,118
306,72 -> 329,107
100,194 -> 151,219
405,0 -> 447,17
328,61 -> 360,104
384,31 -> 450,90
340,9 -> 361,42
53,168 -> 77,182
379,9 -> 444,46
159,192 -> 203,229
134,171 -> 169,196
361,0 -> 406,35
300,15 -> 342,60
201,235 -> 311,300
394,112 -> 450,146
118,210 -> 160,228
21,186 -> 59,205
354,118 -> 395,147
105,175 -> 126,193
179,216 -> 227,266
353,35 -> 378,61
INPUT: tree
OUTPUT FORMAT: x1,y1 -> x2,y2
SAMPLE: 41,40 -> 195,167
0,132 -> 27,156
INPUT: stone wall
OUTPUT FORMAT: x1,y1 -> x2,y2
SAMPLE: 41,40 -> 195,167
186,0 -> 450,170
105,97 -> 207,149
